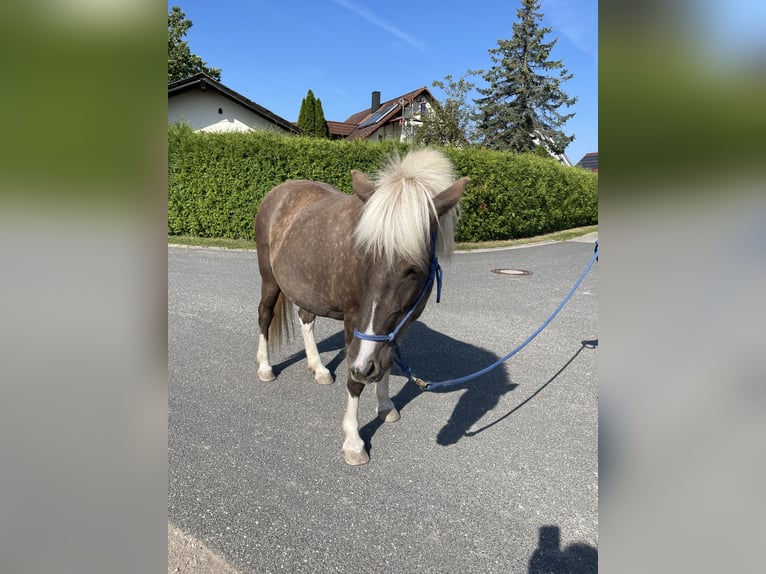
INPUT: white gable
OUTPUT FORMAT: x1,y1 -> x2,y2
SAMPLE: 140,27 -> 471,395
168,90 -> 289,133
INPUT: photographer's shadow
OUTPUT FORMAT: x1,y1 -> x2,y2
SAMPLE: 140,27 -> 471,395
529,525 -> 597,573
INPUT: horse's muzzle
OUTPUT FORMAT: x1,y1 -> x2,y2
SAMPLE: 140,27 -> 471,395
349,358 -> 382,384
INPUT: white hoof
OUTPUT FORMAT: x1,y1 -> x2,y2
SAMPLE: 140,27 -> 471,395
257,367 -> 276,382
378,407 -> 400,423
314,370 -> 334,385
343,448 -> 370,466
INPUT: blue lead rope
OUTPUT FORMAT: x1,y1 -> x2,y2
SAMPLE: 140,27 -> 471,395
407,240 -> 599,392
354,237 -> 598,393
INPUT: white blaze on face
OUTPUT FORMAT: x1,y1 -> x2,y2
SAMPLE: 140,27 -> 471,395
352,300 -> 380,373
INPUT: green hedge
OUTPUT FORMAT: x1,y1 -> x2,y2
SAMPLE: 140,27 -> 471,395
168,124 -> 597,242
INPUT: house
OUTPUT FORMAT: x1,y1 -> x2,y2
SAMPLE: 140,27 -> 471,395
530,132 -> 573,167
328,88 -> 436,142
168,73 -> 300,134
327,87 -> 574,168
576,152 -> 598,172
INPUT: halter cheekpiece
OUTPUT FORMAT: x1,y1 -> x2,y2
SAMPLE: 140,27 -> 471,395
353,232 -> 442,345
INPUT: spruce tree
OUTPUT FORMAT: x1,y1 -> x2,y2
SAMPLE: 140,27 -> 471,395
475,0 -> 576,155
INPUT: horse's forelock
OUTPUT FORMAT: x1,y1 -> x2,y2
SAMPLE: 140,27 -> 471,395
353,149 -> 458,268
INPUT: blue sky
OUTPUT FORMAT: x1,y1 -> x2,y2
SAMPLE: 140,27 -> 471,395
173,0 -> 598,163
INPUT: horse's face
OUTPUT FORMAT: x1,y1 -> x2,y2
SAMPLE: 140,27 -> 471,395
345,170 -> 470,384
347,251 -> 433,384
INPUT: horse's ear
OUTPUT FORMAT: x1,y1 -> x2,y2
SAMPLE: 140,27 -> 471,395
433,177 -> 471,217
351,170 -> 375,202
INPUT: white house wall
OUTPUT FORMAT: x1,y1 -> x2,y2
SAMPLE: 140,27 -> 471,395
168,90 -> 287,133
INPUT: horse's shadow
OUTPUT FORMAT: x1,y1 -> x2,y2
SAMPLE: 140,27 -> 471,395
360,327 -> 596,452
273,322 -> 594,454
270,330 -> 347,378
359,321 -> 520,449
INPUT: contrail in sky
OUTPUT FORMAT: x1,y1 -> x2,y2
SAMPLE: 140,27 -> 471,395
332,0 -> 427,53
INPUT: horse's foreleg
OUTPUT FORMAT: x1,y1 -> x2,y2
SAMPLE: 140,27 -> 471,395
375,370 -> 400,422
298,308 -> 333,385
342,380 -> 369,465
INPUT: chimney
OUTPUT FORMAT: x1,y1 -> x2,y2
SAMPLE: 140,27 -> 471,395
371,91 -> 381,114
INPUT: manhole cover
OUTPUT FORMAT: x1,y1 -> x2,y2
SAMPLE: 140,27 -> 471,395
491,268 -> 533,276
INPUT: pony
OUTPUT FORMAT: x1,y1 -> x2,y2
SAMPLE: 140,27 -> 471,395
255,148 -> 470,465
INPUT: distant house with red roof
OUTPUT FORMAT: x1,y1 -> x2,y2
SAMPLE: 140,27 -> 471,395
329,87 -> 578,169
576,152 -> 598,172
328,87 -> 435,142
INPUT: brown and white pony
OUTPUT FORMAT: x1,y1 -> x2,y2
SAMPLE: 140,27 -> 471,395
255,148 -> 469,465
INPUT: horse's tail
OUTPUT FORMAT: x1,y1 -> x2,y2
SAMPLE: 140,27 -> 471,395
268,292 -> 293,350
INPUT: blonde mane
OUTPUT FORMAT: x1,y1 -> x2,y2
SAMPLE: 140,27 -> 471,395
353,148 -> 459,268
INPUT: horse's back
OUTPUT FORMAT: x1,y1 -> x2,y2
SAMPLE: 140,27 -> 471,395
255,179 -> 362,319
256,180 -> 351,246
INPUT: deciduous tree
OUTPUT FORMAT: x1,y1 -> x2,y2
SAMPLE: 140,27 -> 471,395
168,6 -> 221,83
416,72 -> 480,148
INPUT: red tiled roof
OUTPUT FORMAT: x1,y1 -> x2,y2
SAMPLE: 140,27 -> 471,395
327,121 -> 357,137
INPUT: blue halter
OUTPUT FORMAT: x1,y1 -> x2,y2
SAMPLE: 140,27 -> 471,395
352,236 -> 599,392
353,233 -> 442,345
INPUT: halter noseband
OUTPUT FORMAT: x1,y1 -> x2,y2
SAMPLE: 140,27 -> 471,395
353,233 -> 442,345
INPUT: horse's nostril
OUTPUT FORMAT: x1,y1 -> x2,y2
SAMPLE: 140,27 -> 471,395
361,360 -> 375,378
351,360 -> 376,381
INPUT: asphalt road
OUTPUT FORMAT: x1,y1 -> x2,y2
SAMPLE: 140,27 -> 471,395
168,236 -> 598,573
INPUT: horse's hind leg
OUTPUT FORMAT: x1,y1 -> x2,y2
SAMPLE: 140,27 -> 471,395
375,370 -> 400,422
256,288 -> 279,382
298,308 -> 334,385
256,249 -> 280,382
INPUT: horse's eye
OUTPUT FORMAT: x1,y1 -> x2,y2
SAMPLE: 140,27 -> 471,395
405,266 -> 419,278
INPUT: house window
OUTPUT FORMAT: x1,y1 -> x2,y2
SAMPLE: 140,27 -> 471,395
218,107 -> 223,114
419,97 -> 427,114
